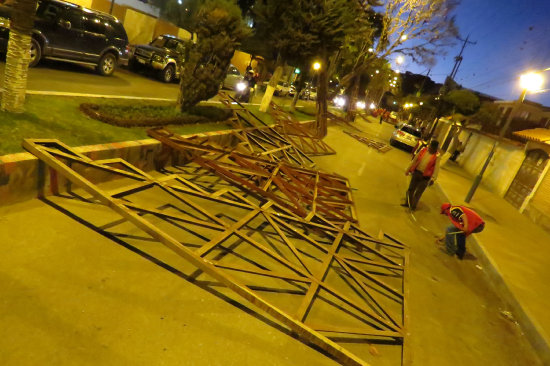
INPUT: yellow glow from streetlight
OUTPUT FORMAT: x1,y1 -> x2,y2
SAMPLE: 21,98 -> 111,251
396,55 -> 405,64
313,62 -> 321,71
419,102 -> 424,105
368,48 -> 373,52
400,34 -> 408,41
520,72 -> 544,92
375,70 -> 380,74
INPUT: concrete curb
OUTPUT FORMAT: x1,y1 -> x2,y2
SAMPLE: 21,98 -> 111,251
434,183 -> 550,364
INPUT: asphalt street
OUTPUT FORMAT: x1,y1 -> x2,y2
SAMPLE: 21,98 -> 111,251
0,60 -> 180,99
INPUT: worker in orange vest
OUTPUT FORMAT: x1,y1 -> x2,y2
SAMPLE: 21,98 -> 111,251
402,140 -> 440,211
438,203 -> 485,259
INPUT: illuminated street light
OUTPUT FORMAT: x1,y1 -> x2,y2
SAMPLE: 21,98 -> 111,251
356,101 -> 366,110
419,102 -> 424,105
396,55 -> 405,64
375,70 -> 380,74
519,71 -> 544,101
313,62 -> 321,71
368,48 -> 374,52
394,77 -> 398,80
400,34 -> 408,41
369,103 -> 376,109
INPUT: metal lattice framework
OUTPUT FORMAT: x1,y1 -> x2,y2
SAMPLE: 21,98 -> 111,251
268,102 -> 337,156
148,127 -> 358,225
344,131 -> 392,153
23,139 -> 408,366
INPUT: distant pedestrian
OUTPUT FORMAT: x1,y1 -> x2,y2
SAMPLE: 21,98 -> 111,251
437,203 -> 485,259
379,114 -> 383,124
402,140 -> 440,211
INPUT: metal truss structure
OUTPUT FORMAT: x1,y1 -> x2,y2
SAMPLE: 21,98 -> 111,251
148,127 -> 358,225
268,102 -> 337,156
344,131 -> 392,153
24,138 -> 408,366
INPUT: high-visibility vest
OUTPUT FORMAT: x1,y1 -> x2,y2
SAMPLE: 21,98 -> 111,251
408,147 -> 438,177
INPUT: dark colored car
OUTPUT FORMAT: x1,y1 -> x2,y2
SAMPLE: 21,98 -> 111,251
129,34 -> 189,83
0,0 -> 129,76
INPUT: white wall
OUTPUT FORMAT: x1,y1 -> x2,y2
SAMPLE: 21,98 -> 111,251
458,132 -> 525,197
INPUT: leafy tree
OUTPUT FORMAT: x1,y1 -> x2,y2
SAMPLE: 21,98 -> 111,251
1,0 -> 39,112
338,0 -> 459,120
469,102 -> 501,129
177,0 -> 249,110
253,0 -> 357,137
443,89 -> 480,116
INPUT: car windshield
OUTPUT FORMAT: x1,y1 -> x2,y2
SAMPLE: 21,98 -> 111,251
401,126 -> 421,137
150,36 -> 175,48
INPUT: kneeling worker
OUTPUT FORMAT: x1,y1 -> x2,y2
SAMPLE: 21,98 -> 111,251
438,203 -> 485,260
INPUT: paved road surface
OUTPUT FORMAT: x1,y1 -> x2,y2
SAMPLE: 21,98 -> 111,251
0,60 -> 180,99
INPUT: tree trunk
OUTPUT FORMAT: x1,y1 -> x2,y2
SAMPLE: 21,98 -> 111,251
1,0 -> 38,113
289,74 -> 303,112
315,59 -> 329,138
259,63 -> 283,112
345,76 -> 360,122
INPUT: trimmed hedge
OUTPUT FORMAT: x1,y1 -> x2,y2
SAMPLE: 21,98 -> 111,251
80,103 -> 233,127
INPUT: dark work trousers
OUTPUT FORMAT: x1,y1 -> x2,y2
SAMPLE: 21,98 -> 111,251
445,225 -> 467,259
406,170 -> 431,210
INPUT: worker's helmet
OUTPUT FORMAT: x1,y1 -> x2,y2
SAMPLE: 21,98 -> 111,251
440,203 -> 452,214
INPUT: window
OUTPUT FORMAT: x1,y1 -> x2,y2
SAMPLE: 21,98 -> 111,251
151,36 -> 167,48
402,126 -> 421,137
62,8 -> 83,30
165,39 -> 179,49
38,2 -> 61,21
83,16 -> 105,34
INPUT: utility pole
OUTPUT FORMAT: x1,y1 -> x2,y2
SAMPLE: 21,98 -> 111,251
428,35 -> 477,138
450,35 -> 477,80
416,68 -> 431,97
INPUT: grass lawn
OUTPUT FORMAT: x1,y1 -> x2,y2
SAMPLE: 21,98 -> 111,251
0,94 -> 315,156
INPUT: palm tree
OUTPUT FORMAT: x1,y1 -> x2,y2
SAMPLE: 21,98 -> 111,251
1,0 -> 38,113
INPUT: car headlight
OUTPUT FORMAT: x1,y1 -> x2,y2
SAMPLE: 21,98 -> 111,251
236,81 -> 246,92
334,96 -> 346,107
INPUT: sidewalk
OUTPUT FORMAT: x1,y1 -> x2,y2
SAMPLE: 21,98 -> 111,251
437,161 -> 550,363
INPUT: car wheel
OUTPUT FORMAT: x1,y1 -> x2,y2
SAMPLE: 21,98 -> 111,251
389,139 -> 396,147
97,52 -> 116,76
29,38 -> 41,68
160,64 -> 174,83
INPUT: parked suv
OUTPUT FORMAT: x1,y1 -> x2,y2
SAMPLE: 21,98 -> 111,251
129,34 -> 189,83
0,0 -> 129,76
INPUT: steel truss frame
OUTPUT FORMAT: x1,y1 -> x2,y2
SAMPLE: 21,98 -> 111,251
344,131 -> 392,153
268,102 -> 337,156
24,138 -> 408,366
148,127 -> 358,225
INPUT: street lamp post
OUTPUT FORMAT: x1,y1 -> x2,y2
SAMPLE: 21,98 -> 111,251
464,71 -> 545,203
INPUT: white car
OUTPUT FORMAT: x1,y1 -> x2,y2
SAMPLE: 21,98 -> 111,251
221,65 -> 242,90
274,81 -> 291,96
389,124 -> 422,151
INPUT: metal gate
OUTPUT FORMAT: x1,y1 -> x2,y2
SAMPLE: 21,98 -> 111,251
505,149 -> 549,209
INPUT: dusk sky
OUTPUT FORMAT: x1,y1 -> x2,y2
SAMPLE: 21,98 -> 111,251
406,0 -> 550,105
